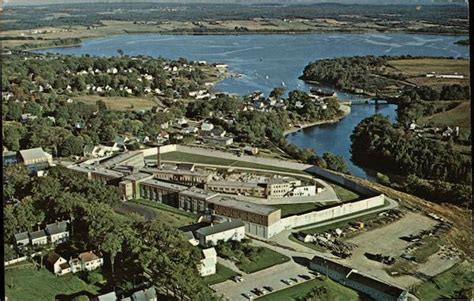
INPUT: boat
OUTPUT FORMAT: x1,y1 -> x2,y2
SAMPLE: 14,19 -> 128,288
310,88 -> 336,97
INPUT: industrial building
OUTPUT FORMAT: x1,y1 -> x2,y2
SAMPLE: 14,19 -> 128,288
195,220 -> 246,247
310,256 -> 408,301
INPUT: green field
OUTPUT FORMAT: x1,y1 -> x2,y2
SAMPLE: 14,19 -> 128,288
413,261 -> 473,300
201,263 -> 240,286
256,278 -> 359,301
5,264 -> 100,301
156,151 -> 308,175
237,247 -> 291,274
330,184 -> 360,202
419,102 -> 471,134
132,199 -> 196,227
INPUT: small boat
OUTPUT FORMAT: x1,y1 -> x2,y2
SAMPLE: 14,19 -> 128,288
310,88 -> 336,97
265,75 -> 269,79
260,57 -> 263,61
281,81 -> 286,87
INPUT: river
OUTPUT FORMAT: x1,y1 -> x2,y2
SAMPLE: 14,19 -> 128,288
37,33 -> 469,179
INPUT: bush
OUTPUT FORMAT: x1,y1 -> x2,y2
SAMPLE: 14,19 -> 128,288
87,271 -> 104,285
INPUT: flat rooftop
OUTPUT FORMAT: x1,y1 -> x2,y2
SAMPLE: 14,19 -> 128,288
207,181 -> 263,188
197,220 -> 245,236
141,167 -> 211,177
209,196 -> 279,216
91,168 -> 125,178
123,172 -> 153,181
180,187 -> 219,200
100,151 -> 143,168
141,178 -> 188,191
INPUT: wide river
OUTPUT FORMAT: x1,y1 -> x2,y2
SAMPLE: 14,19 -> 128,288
38,33 -> 469,179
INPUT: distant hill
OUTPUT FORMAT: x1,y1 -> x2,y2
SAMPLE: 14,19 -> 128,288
4,0 -> 468,7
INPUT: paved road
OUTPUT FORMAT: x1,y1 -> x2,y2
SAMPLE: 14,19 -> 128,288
211,260 -> 315,301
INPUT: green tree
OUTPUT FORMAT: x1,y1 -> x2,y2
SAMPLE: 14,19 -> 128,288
322,152 -> 348,173
60,135 -> 84,157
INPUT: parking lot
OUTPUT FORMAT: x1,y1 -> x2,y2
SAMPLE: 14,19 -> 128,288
340,212 -> 441,288
211,260 -> 314,301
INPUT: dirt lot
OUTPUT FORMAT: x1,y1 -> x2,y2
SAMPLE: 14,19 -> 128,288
340,212 -> 441,288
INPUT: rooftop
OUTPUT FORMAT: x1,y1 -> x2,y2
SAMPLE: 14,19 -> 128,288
197,220 -> 245,236
209,196 -> 280,216
29,229 -> 48,240
19,147 -> 50,162
141,178 -> 188,191
122,172 -> 154,182
91,168 -> 125,178
46,252 -> 62,265
45,221 -> 69,235
207,181 -> 263,188
141,166 -> 211,177
100,151 -> 144,168
202,247 -> 217,259
79,251 -> 100,262
14,231 -> 29,241
180,187 -> 219,200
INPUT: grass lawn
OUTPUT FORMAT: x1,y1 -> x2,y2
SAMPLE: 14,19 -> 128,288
256,278 -> 359,301
5,264 -> 100,301
388,58 -> 470,77
74,95 -> 158,111
412,237 -> 442,263
132,199 -> 196,227
413,261 -> 473,300
156,151 -> 308,175
271,202 -> 318,217
237,247 -> 290,274
418,102 -> 471,134
330,184 -> 360,202
201,263 -> 240,286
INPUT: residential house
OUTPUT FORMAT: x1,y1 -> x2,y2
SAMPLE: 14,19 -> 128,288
130,286 -> 158,301
3,151 -> 18,166
14,232 -> 30,247
46,252 -> 71,276
92,291 -> 118,301
78,251 -> 104,271
175,117 -> 188,126
45,221 -> 69,244
18,147 -> 53,172
202,136 -> 233,146
29,229 -> 48,245
160,121 -> 169,129
196,220 -> 246,247
201,122 -> 215,132
199,247 -> 217,276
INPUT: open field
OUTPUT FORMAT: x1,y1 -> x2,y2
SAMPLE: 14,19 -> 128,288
237,247 -> 290,274
256,278 -> 359,301
330,183 -> 360,202
201,263 -> 240,286
413,261 -> 473,300
388,58 -> 470,77
5,264 -> 100,301
418,101 -> 471,133
74,95 -> 158,111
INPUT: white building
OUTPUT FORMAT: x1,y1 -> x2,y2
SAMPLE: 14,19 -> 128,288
199,247 -> 217,277
47,253 -> 71,276
29,230 -> 48,245
45,221 -> 69,244
201,122 -> 215,131
290,185 -> 317,197
196,220 -> 246,247
78,251 -> 104,272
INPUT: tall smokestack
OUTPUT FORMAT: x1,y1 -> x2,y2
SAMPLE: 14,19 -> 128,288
157,147 -> 161,167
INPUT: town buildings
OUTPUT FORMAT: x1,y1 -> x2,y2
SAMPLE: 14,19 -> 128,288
195,220 -> 246,247
199,247 -> 217,276
46,251 -> 104,276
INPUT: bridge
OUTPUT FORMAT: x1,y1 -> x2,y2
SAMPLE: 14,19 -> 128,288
340,99 -> 389,106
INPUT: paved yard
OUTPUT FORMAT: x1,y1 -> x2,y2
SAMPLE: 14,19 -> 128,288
340,212 -> 439,288
211,261 -> 312,301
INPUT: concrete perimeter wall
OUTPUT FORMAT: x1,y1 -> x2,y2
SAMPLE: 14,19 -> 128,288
280,194 -> 385,230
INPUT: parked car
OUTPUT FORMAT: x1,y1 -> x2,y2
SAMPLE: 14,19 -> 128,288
263,286 -> 274,292
282,279 -> 293,285
298,274 -> 311,280
234,276 -> 244,282
252,288 -> 264,296
290,277 -> 299,283
242,293 -> 254,300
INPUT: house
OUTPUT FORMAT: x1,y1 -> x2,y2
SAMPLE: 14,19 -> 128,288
14,231 -> 30,247
92,291 -> 117,301
46,252 -> 71,275
175,117 -> 188,126
21,113 -> 37,123
157,131 -> 170,143
18,147 -> 53,171
202,136 -> 233,146
309,256 -> 408,301
29,229 -> 48,245
196,220 -> 246,247
78,251 -> 104,271
130,286 -> 158,301
45,221 -> 69,244
3,151 -> 18,166
199,247 -> 217,276
201,122 -> 215,131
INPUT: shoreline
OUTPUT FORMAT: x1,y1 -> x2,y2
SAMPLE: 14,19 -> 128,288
284,103 -> 351,136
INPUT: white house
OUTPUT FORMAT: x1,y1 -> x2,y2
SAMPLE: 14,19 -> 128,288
79,251 -> 104,271
14,232 -> 30,247
29,230 -> 48,245
199,248 -> 217,277
45,221 -> 70,244
175,117 -> 188,126
201,122 -> 214,131
47,252 -> 71,276
196,220 -> 246,247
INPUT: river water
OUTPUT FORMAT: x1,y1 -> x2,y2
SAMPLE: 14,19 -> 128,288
38,33 -> 469,179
